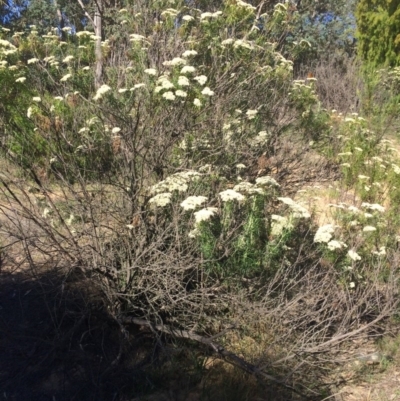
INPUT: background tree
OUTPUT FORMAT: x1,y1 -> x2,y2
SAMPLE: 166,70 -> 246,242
356,0 -> 400,67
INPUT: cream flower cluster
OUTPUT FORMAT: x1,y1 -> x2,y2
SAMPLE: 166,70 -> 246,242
151,171 -> 202,195
278,197 -> 310,219
93,84 -> 111,101
314,224 -> 335,243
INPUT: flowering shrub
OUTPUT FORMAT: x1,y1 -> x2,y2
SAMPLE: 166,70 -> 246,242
0,3 -> 398,396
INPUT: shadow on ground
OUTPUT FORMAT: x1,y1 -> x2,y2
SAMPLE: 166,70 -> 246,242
0,267 -> 331,401
0,267 -> 158,401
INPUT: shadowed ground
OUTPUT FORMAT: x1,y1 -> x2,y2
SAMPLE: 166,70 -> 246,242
0,267 -> 156,401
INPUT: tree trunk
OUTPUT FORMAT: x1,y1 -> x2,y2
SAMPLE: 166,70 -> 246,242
94,0 -> 103,88
53,0 -> 66,41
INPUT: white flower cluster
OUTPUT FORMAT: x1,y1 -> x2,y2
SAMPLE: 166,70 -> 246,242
363,225 -> 376,232
151,170 -> 202,194
361,202 -> 385,213
182,15 -> 195,22
163,57 -> 186,66
233,39 -> 254,50
149,192 -> 172,207
0,39 -> 16,48
144,68 -> 157,75
246,109 -> 258,119
271,214 -> 292,237
193,75 -> 207,85
200,11 -> 222,20
62,55 -> 74,63
278,197 -> 310,219
76,30 -> 92,37
233,181 -> 264,195
348,249 -> 361,261
255,176 -> 280,187
180,196 -> 208,211
314,224 -> 335,243
392,164 -> 400,174
194,207 -> 218,223
175,90 -> 187,98
250,131 -> 270,147
235,0 -> 256,10
130,33 -> 147,42
162,91 -> 175,100
181,65 -> 196,74
181,50 -> 197,58
60,73 -> 72,82
372,246 -> 386,256
178,75 -> 190,86
219,189 -> 245,202
221,38 -> 234,46
327,240 -> 346,251
93,84 -> 111,101
155,76 -> 175,91
201,87 -> 214,96
161,8 -> 179,17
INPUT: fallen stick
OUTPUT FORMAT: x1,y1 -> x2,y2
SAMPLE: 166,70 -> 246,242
120,316 -> 311,399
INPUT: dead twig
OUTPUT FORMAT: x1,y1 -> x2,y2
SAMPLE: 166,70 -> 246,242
120,316 -> 311,399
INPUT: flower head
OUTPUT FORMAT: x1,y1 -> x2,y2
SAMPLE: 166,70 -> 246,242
93,84 -> 111,101
178,75 -> 190,86
182,50 -> 197,58
157,76 -> 174,89
162,91 -> 176,100
201,87 -> 214,96
233,181 -> 264,195
182,15 -> 195,22
314,224 -> 335,243
278,197 -> 310,219
372,246 -> 386,256
246,109 -> 258,119
60,73 -> 72,82
149,192 -> 172,207
144,68 -> 157,75
271,215 -> 292,237
219,189 -> 245,202
180,196 -> 208,211
348,249 -> 361,261
150,171 -> 201,194
221,39 -> 234,46
76,30 -> 92,37
62,55 -> 74,63
130,34 -> 147,42
193,75 -> 207,85
361,202 -> 385,213
163,57 -> 186,66
255,176 -> 280,187
327,240 -> 347,251
194,207 -> 218,223
175,90 -> 187,98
